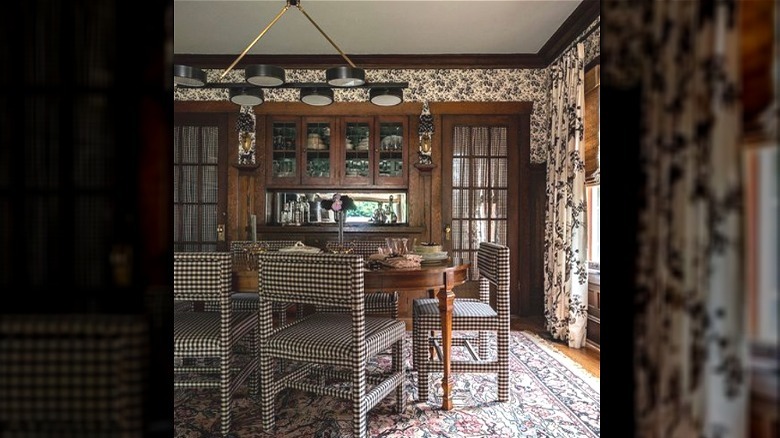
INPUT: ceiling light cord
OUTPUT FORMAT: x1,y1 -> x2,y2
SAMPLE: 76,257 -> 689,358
220,3 -> 291,80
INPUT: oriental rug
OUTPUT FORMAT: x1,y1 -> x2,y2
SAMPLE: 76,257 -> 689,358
174,331 -> 600,437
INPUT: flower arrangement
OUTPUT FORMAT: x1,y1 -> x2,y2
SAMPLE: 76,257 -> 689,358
319,194 -> 356,212
320,194 -> 355,245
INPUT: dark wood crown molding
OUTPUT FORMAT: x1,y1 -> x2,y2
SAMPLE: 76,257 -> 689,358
173,1 -> 598,70
172,53 -> 549,70
538,0 -> 600,65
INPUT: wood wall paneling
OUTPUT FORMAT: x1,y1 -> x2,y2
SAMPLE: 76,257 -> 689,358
177,101 -> 534,317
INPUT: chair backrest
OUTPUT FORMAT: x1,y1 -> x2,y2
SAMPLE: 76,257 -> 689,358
257,252 -> 364,310
231,240 -> 304,253
325,240 -> 385,257
231,240 -> 308,269
173,252 -> 232,305
476,242 -> 510,311
0,314 -> 147,435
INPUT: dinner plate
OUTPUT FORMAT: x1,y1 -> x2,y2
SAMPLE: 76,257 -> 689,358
417,252 -> 449,264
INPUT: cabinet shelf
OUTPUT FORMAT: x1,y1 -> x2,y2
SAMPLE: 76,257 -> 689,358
266,115 -> 409,189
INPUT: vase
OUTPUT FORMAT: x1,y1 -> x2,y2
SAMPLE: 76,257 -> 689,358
336,211 -> 344,244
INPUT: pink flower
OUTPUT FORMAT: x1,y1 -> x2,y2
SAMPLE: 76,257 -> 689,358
331,194 -> 342,211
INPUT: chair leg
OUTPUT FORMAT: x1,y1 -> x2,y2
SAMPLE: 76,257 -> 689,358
220,354 -> 231,437
259,355 -> 276,432
497,330 -> 510,402
413,321 -> 429,402
249,327 -> 259,398
393,338 -> 405,414
352,367 -> 367,438
478,330 -> 490,360
295,303 -> 303,319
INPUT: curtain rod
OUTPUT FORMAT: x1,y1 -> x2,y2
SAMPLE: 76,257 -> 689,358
553,18 -> 600,65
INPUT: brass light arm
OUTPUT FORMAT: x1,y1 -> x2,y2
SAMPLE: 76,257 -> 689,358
219,3 -> 291,80
296,3 -> 357,69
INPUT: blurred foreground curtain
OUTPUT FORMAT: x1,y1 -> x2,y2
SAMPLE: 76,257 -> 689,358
543,42 -> 588,348
603,1 -> 748,436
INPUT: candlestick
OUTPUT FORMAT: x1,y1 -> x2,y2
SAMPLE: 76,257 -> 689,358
250,214 -> 257,242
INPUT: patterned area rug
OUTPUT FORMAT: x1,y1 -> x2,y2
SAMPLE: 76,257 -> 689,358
174,331 -> 600,437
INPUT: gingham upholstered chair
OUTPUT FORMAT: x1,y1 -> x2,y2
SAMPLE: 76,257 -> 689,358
217,240 -> 303,324
0,314 -> 147,436
256,252 -> 406,438
323,239 -> 399,318
174,251 -> 259,437
412,241 -> 510,403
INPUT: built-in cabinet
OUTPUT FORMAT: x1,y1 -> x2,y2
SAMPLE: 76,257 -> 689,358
268,117 -> 300,185
266,115 -> 407,188
174,100 -> 534,321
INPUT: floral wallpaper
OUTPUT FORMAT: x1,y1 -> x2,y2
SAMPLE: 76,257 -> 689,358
175,19 -> 599,164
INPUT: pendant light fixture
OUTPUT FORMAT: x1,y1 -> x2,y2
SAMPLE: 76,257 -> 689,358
369,88 -> 403,106
173,0 -> 406,106
245,64 -> 286,87
229,87 -> 264,106
174,65 -> 207,87
326,66 -> 365,87
300,88 -> 334,106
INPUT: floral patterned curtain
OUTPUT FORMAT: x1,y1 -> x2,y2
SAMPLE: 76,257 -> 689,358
543,43 -> 588,348
603,1 -> 748,436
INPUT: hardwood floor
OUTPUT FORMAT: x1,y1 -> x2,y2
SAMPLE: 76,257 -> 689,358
512,315 -> 600,378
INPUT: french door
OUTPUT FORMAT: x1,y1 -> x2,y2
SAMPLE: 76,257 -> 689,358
441,113 -> 529,315
173,113 -> 229,252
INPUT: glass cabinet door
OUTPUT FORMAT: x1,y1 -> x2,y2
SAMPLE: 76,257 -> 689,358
267,117 -> 300,186
376,117 -> 407,186
302,118 -> 336,186
342,117 -> 372,186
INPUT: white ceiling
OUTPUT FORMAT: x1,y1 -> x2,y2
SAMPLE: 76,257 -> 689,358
174,0 -> 585,57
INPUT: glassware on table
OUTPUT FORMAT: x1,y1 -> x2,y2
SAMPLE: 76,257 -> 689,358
384,237 -> 409,256
326,241 -> 355,254
238,241 -> 269,270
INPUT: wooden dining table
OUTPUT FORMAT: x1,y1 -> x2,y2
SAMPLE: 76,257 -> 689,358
233,256 -> 471,410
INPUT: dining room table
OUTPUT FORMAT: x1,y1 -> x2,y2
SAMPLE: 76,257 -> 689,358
232,255 -> 471,411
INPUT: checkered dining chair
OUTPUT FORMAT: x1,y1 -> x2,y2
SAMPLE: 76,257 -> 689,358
323,239 -> 399,318
0,314 -> 147,436
174,251 -> 259,437
412,241 -> 510,403
256,252 -> 406,438
215,240 -> 303,324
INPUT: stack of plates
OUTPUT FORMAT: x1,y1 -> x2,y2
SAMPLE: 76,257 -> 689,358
415,251 -> 449,264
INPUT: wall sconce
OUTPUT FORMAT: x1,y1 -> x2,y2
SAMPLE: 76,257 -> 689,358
416,101 -> 435,167
236,106 -> 256,166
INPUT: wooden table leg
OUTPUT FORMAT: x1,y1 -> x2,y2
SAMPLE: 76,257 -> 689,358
437,285 -> 455,410
427,288 -> 437,360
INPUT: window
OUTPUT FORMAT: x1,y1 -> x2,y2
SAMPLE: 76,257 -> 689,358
586,185 -> 600,266
584,60 -> 600,270
744,144 -> 778,346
